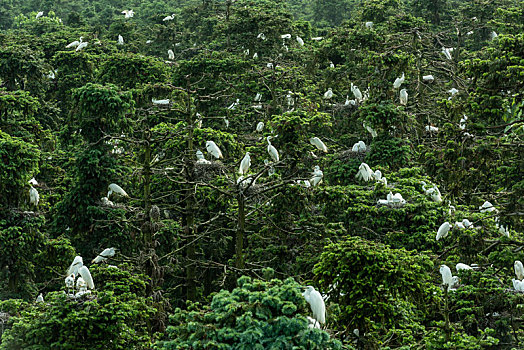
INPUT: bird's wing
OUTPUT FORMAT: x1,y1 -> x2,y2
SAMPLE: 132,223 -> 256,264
78,266 -> 95,289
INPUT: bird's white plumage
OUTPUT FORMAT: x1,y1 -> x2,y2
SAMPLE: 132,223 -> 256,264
399,88 -> 408,105
515,261 -> 524,280
267,136 -> 279,162
422,74 -> 434,82
152,98 -> 170,105
239,152 -> 251,175
206,141 -> 223,159
309,137 -> 327,152
393,72 -> 405,89
303,286 -> 326,324
118,35 -> 124,45
355,163 -> 373,182
456,263 -> 473,271
442,47 -> 454,60
436,222 -> 451,241
323,88 -> 333,100
76,42 -> 88,51
351,83 -> 362,102
440,265 -> 453,289
352,141 -> 366,153
67,256 -> 83,277
168,49 -> 174,60
108,183 -> 128,198
92,247 -> 116,264
121,10 -> 134,18
36,293 -> 44,302
29,186 -> 39,206
296,36 -> 304,46
310,166 -> 323,187
256,122 -> 264,132
78,266 -> 95,289
29,177 -> 38,186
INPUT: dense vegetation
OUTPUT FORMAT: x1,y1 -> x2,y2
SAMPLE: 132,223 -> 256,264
0,0 -> 523,348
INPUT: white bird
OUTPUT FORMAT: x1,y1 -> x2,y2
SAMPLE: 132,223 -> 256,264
393,73 -> 405,89
351,83 -> 363,102
281,34 -> 291,39
423,75 -> 434,82
267,62 -> 274,69
67,256 -> 83,277
425,125 -> 439,133
329,61 -> 335,68
365,21 -> 373,28
310,166 -> 323,187
513,279 -> 524,292
237,175 -> 256,189
303,286 -> 326,325
352,141 -> 366,153
196,150 -> 211,164
256,122 -> 264,132
78,266 -> 95,289
311,37 -> 323,41
448,88 -> 458,99
456,263 -> 473,271
442,47 -> 454,60
65,274 -> 75,294
306,316 -> 321,329
108,183 -> 128,198
344,96 -> 355,106
254,93 -> 262,102
296,36 -> 304,46
206,141 -> 223,159
490,31 -> 498,40
479,201 -> 496,213
462,219 -> 473,228
239,152 -> 251,175
384,192 -> 406,208
286,91 -> 295,108
228,99 -> 239,110
66,37 -> 83,48
257,33 -> 266,40
101,197 -> 114,206
309,137 -> 327,152
267,136 -> 279,162
92,248 -> 116,264
323,88 -> 333,100
363,123 -> 377,138
121,9 -> 134,18
36,293 -> 44,302
436,222 -> 452,241
455,221 -> 465,230
515,261 -> 524,280
76,42 -> 88,51
47,70 -> 56,79
440,265 -> 453,290
168,49 -> 174,60
355,163 -> 374,182
399,89 -> 408,105
163,14 -> 175,21
459,115 -> 468,130
118,35 -> 124,45
29,186 -> 39,206
76,276 -> 87,294
152,98 -> 170,105
253,52 -> 258,59
36,11 -> 44,19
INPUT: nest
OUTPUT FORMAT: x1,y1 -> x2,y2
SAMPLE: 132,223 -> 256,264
193,161 -> 226,181
338,149 -> 369,161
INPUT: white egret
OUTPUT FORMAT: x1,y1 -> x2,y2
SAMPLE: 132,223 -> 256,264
363,123 -> 377,138
66,37 -> 83,48
455,221 -> 465,230
196,150 -> 211,164
224,117 -> 229,128
423,75 -> 434,82
163,14 -> 175,21
78,266 -> 95,289
36,11 -> 43,19
323,88 -> 333,100
281,34 -> 291,39
296,36 -> 304,46
239,152 -> 251,175
206,141 -> 223,159
436,222 -> 452,241
47,70 -> 56,79
254,93 -> 262,102
442,47 -> 454,60
29,186 -> 39,206
65,274 -> 75,294
267,136 -> 279,162
355,163 -> 373,182
448,88 -> 458,97
253,52 -> 258,59
257,33 -> 266,40
515,261 -> 524,280
351,83 -> 362,102
399,88 -> 408,105
456,263 -> 473,271
311,37 -> 323,41
310,166 -> 323,187
393,73 -> 405,89
267,62 -> 274,69
108,183 -> 128,198
303,286 -> 326,325
76,276 -> 87,294
168,49 -> 174,60
345,96 -> 355,106
286,91 -> 295,108
490,31 -> 498,40
256,122 -> 264,132
92,247 -> 116,264
152,98 -> 170,105
67,256 -> 83,276
228,99 -> 239,110
513,279 -> 524,292
440,265 -> 453,290
352,141 -> 366,153
462,219 -> 473,228
101,197 -> 114,206
425,125 -> 439,133
29,177 -> 38,186
459,115 -> 468,130
36,293 -> 44,302
479,201 -> 496,213
121,9 -> 134,18
307,316 -> 321,329
237,175 -> 255,189
76,42 -> 88,51
309,137 -> 327,153
118,35 -> 124,45
365,21 -> 373,28
329,61 -> 335,68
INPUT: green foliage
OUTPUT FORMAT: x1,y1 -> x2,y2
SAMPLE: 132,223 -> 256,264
156,276 -> 342,349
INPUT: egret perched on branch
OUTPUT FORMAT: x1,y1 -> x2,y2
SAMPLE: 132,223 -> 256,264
479,201 -> 496,213
108,183 -> 128,198
456,263 -> 473,271
490,31 -> 498,40
399,89 -> 408,105
309,137 -> 327,152
29,186 -> 39,206
513,279 -> 524,292
239,152 -> 251,175
436,222 -> 452,241
440,265 -> 454,290
303,286 -> 326,326
196,150 -> 211,164
442,47 -> 454,60
423,75 -> 434,82
365,21 -> 373,28
352,141 -> 366,153
66,37 -> 83,49
459,115 -> 468,130
281,34 -> 291,39
351,83 -> 362,102
311,37 -> 323,41
310,166 -> 323,187
163,14 -> 175,21
363,123 -> 377,138
257,33 -> 266,40
256,122 -> 264,132
36,293 -> 44,302
67,256 -> 83,277
267,136 -> 279,162
121,9 -> 134,18
78,266 -> 95,289
168,49 -> 174,60
92,247 -> 116,264
152,98 -> 170,105
515,261 -> 524,280
65,274 -> 75,294
206,141 -> 223,159
393,73 -> 405,89
462,219 -> 473,228
254,93 -> 262,102
296,36 -> 304,46
323,88 -> 333,100
117,35 -> 124,45
356,163 -> 373,182
36,11 -> 44,19
76,41 -> 88,51
425,125 -> 439,133
29,177 -> 38,185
